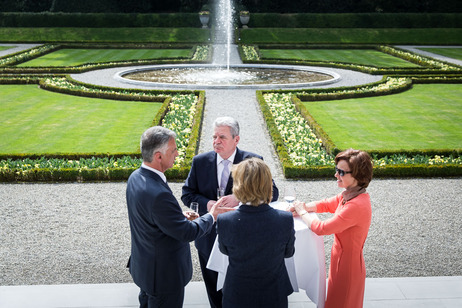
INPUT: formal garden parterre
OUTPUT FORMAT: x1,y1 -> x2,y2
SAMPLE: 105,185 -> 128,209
0,39 -> 461,181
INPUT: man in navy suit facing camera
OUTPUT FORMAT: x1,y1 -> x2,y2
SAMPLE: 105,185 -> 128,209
181,117 -> 279,308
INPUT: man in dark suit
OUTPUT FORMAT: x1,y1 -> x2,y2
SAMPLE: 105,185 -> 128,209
181,117 -> 279,308
126,126 -> 228,308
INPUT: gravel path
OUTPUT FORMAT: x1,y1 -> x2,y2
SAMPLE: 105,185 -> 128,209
0,44 -> 461,286
1,178 -> 461,286
0,44 -> 42,58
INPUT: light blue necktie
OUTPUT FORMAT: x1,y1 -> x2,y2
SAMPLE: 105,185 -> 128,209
220,160 -> 230,191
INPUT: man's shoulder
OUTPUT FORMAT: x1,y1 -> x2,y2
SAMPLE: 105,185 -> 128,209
193,151 -> 216,161
238,149 -> 263,160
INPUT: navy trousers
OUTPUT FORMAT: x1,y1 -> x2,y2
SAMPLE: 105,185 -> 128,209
199,252 -> 223,308
138,288 -> 184,308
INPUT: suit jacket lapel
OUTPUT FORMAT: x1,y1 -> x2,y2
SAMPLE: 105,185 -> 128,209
210,152 -> 219,192
225,147 -> 243,194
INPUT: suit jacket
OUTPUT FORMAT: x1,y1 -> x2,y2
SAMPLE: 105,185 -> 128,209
217,204 -> 295,307
126,167 -> 214,295
181,147 -> 279,258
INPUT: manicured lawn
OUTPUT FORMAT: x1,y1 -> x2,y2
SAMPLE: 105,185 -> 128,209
18,48 -> 191,67
417,47 -> 462,61
259,49 -> 420,67
303,84 -> 462,151
0,85 -> 162,154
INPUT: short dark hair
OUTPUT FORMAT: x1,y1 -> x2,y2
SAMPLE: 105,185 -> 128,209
140,126 -> 176,163
335,149 -> 373,188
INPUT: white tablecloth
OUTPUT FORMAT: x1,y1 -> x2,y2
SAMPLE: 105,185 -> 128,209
206,202 -> 326,308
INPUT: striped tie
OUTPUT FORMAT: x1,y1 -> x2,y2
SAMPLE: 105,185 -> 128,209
220,160 -> 230,191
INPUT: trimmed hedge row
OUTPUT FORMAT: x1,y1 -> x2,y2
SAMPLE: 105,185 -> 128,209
247,13 -> 462,29
0,12 -> 201,28
282,163 -> 462,179
0,43 -> 207,74
243,45 -> 462,75
2,13 -> 461,29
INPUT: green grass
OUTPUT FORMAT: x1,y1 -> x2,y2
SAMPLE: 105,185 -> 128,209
0,85 -> 162,154
303,84 -> 462,151
417,47 -> 462,61
0,27 -> 210,43
0,46 -> 14,51
239,28 -> 462,45
259,49 -> 420,67
18,48 -> 192,67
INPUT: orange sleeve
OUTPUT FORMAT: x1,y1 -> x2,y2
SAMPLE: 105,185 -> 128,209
311,196 -> 366,236
315,194 -> 342,214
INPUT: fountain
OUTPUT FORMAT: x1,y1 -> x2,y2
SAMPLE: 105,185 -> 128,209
114,0 -> 341,89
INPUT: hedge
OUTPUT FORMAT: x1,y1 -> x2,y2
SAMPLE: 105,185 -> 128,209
0,12 -> 202,28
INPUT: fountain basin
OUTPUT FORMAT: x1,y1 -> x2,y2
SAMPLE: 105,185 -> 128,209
114,64 -> 341,89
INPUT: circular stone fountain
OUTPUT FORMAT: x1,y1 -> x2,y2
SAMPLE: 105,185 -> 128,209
114,64 -> 341,90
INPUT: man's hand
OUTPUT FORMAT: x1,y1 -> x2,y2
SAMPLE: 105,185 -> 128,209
209,199 -> 235,221
217,194 -> 239,208
206,200 -> 217,212
184,211 -> 199,221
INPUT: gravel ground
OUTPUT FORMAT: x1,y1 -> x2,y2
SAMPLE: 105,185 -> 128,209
0,44 -> 461,286
1,178 -> 461,286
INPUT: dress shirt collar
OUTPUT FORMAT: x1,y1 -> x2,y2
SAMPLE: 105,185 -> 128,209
217,149 -> 237,166
141,163 -> 167,183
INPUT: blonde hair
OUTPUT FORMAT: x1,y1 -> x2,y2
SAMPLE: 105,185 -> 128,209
232,157 -> 273,206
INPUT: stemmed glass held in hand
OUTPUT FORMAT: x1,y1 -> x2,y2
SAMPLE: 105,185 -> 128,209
217,187 -> 226,200
189,202 -> 199,220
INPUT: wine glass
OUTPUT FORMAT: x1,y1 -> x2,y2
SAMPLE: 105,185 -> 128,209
189,202 -> 199,220
217,187 -> 225,200
284,186 -> 296,206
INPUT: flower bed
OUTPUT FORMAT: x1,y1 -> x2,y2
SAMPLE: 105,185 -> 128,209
240,44 -> 462,75
258,80 -> 462,178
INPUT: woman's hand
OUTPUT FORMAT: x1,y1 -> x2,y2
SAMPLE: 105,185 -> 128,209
286,204 -> 297,216
293,200 -> 308,217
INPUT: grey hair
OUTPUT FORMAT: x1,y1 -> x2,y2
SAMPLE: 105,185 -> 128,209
213,116 -> 240,137
140,126 -> 176,163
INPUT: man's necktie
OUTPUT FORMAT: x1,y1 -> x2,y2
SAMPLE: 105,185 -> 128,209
220,160 -> 230,191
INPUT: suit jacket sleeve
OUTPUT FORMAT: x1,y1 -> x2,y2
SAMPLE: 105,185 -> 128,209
285,217 -> 296,258
181,153 -> 218,215
151,189 -> 214,242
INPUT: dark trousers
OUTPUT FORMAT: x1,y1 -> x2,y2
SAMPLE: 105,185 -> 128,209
138,288 -> 184,308
199,252 -> 223,308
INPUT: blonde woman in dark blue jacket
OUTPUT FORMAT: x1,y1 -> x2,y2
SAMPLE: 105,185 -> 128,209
217,158 -> 295,308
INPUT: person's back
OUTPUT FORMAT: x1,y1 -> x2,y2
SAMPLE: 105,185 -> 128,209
218,204 -> 295,307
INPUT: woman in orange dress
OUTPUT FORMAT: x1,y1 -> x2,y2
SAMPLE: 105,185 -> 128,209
290,149 -> 373,308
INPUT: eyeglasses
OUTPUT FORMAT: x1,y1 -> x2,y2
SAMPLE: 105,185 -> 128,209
335,167 -> 352,177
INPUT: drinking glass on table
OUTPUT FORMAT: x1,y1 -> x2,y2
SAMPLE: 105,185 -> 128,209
284,186 -> 296,207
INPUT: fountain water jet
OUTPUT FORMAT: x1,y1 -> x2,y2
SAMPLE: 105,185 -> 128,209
115,0 -> 342,89
212,0 -> 234,69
